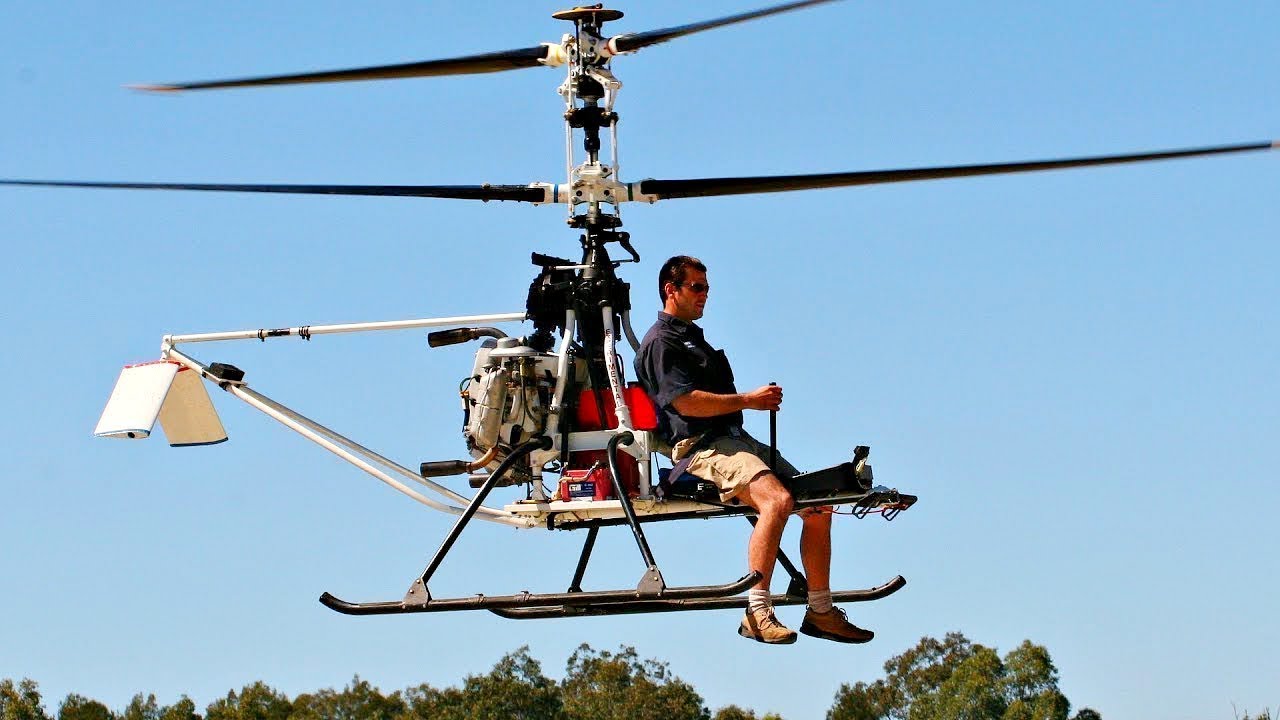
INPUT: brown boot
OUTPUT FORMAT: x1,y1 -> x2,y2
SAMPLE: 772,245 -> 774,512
738,607 -> 798,644
800,606 -> 874,644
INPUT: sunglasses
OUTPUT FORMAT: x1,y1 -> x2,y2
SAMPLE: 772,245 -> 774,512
680,282 -> 711,294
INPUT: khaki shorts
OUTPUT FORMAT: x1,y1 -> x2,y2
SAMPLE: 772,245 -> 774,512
672,429 -> 798,503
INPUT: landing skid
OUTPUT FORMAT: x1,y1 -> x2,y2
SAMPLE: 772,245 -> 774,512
490,575 -> 906,619
320,571 -> 762,616
317,435 -> 916,619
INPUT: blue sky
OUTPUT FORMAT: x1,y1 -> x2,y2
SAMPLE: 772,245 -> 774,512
2,2 -> 1277,719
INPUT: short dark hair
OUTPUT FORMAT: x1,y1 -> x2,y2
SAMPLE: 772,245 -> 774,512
658,255 -> 706,303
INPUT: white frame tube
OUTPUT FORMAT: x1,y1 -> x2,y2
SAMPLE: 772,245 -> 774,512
166,312 -> 527,345
543,309 -> 578,443
600,305 -> 634,432
163,347 -> 533,528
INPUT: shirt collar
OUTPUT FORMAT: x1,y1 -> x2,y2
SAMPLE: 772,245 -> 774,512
658,311 -> 702,338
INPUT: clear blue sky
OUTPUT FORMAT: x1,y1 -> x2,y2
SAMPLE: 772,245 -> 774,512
2,2 -> 1276,719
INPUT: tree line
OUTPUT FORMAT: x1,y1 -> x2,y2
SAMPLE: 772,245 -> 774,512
4,630 -> 1220,720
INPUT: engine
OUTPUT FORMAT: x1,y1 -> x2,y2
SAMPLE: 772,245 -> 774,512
460,337 -> 582,484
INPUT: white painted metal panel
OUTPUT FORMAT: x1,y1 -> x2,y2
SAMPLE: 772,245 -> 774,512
93,361 -> 180,439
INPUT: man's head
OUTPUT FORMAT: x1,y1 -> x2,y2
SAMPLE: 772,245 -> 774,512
658,255 -> 709,322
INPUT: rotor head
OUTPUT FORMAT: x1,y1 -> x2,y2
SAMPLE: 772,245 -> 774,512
552,6 -> 624,25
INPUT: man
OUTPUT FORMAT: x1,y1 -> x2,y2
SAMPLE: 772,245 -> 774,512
634,255 -> 875,645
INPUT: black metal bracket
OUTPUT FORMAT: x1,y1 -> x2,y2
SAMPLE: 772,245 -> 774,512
567,526 -> 599,593
320,437 -> 549,614
606,431 -> 661,577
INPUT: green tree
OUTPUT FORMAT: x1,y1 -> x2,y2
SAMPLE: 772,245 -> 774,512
1,680 -> 52,720
291,676 -> 402,720
1000,642 -> 1069,720
157,698 -> 199,720
826,680 -> 893,720
57,695 -> 113,720
827,634 -> 1079,720
560,644 -> 707,720
712,707 -> 757,720
711,707 -> 784,720
120,695 -> 159,720
397,684 -> 466,720
909,646 -> 1006,720
398,647 -> 561,720
204,683 -> 291,720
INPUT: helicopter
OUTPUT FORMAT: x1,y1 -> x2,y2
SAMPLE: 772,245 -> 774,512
3,1 -> 1274,621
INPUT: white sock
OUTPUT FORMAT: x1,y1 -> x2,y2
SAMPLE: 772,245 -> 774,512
747,589 -> 771,614
808,589 -> 833,613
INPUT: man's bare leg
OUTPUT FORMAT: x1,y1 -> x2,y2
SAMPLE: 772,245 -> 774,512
733,472 -> 799,643
799,506 -> 833,592
734,472 -> 794,591
796,505 -> 874,643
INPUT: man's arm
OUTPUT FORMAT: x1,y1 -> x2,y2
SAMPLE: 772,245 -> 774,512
671,385 -> 782,417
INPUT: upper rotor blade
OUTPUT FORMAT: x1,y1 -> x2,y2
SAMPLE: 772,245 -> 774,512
637,141 -> 1278,200
130,46 -> 551,92
609,0 -> 839,54
0,179 -> 546,203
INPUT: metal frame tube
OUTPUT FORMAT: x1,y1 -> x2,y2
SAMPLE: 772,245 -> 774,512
600,305 -> 634,431
166,312 -> 527,345
411,438 -> 551,593
567,526 -> 599,593
163,347 -> 531,528
541,309 -> 577,464
606,432 -> 658,569
240,388 -> 482,510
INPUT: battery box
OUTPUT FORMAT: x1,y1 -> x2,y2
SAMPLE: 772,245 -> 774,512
559,467 -> 614,502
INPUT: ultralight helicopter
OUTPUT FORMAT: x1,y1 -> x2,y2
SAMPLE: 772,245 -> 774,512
3,0 -> 1274,621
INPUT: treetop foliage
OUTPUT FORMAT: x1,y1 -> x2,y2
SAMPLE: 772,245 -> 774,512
3,635 -> 1115,720
827,633 -> 1095,720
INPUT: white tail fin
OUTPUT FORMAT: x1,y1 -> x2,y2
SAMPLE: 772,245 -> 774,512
95,361 -> 227,446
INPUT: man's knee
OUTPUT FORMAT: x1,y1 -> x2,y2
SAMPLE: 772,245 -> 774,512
750,473 -> 794,517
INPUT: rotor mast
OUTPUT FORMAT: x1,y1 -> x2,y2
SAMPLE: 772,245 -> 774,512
544,6 -> 638,361
555,6 -> 628,235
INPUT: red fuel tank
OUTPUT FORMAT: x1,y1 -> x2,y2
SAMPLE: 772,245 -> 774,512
575,383 -> 658,431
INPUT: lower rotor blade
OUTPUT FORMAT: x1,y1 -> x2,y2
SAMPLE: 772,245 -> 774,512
0,180 -> 546,203
130,46 -> 551,92
637,141 -> 1277,200
609,0 -> 839,54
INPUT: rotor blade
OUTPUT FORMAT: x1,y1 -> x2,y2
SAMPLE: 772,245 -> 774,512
608,0 -> 840,54
129,46 -> 551,92
0,179 -> 547,203
637,141 -> 1278,200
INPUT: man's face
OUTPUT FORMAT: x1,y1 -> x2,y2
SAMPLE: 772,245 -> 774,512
666,268 -> 709,322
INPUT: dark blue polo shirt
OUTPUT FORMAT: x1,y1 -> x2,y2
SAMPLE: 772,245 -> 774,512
634,312 -> 743,444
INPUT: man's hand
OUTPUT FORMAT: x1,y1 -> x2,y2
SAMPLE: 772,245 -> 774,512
742,384 -> 783,412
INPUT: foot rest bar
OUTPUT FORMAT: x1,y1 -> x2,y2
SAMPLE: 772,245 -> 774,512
319,571 -> 762,615
489,575 -> 906,619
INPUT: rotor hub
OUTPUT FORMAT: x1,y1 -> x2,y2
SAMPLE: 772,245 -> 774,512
552,6 -> 624,23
